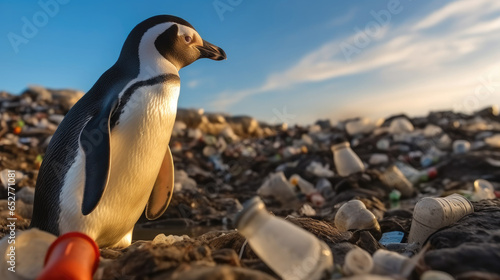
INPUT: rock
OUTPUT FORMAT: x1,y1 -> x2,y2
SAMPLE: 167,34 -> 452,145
17,186 -> 35,204
424,199 -> 500,276
152,234 -> 190,246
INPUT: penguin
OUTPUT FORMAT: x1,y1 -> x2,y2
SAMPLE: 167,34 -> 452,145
30,15 -> 226,248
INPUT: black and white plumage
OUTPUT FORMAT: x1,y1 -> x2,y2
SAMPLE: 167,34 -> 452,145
30,15 -> 226,248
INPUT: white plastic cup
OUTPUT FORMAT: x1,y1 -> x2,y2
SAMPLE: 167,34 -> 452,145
372,249 -> 411,275
408,194 -> 473,246
331,142 -> 365,177
343,247 -> 373,276
334,200 -> 380,233
235,197 -> 334,280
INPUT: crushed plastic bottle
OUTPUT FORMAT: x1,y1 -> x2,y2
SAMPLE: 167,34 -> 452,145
331,142 -> 365,177
235,197 -> 334,280
408,194 -> 474,246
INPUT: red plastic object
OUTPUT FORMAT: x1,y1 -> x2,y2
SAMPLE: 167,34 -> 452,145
37,232 -> 100,280
427,167 -> 438,179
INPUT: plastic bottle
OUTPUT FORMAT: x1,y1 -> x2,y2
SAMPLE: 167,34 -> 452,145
37,232 -> 100,280
235,197 -> 333,280
408,194 -> 473,246
331,142 -> 365,177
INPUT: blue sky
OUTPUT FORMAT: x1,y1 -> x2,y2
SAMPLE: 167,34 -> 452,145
1,0 -> 500,124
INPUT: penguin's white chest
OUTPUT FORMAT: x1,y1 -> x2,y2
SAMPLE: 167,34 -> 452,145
59,82 -> 180,246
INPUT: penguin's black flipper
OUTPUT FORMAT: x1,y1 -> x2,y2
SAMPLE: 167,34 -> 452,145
145,146 -> 175,220
80,99 -> 118,215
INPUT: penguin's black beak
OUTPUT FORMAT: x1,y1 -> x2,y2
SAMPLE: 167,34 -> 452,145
197,40 -> 226,61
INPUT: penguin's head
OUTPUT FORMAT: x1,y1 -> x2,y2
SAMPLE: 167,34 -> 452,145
119,15 -> 226,72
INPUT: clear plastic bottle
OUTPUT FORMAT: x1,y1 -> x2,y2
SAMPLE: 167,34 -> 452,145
235,197 -> 333,280
331,142 -> 365,177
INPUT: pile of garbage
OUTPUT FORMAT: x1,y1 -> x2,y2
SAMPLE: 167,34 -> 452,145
1,86 -> 500,279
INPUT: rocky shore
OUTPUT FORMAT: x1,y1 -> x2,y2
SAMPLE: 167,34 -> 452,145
1,86 -> 500,279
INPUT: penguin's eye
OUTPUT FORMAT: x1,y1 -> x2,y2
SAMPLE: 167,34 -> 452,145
184,36 -> 192,43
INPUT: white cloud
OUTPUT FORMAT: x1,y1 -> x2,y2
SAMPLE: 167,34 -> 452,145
187,79 -> 200,89
210,0 -> 500,115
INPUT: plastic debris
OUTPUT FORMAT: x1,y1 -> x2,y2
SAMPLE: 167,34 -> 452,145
334,200 -> 380,235
331,142 -> 365,177
0,228 -> 57,280
388,118 -> 414,134
235,197 -> 333,280
379,165 -> 414,198
38,232 -> 99,280
257,172 -> 298,206
343,247 -> 373,276
408,194 -> 474,246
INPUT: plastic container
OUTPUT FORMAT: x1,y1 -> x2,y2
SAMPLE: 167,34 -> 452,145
235,197 -> 333,280
343,247 -> 373,275
452,140 -> 470,154
331,142 -> 365,177
334,200 -> 380,234
408,194 -> 473,246
372,249 -> 413,275
379,165 -> 414,198
257,172 -> 297,206
37,232 -> 100,280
